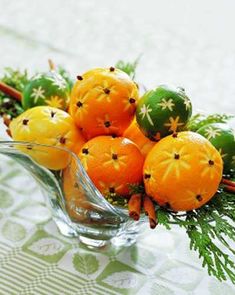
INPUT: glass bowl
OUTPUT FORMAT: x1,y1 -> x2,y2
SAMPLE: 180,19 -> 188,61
0,141 -> 144,248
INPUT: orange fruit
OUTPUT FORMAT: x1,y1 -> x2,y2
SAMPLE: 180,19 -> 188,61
123,118 -> 155,157
10,106 -> 85,170
78,136 -> 144,196
69,67 -> 139,139
143,131 -> 223,211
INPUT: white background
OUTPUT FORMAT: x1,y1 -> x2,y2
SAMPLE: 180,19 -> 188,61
0,0 -> 235,114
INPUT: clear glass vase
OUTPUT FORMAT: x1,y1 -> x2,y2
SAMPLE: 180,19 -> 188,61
0,141 -> 144,248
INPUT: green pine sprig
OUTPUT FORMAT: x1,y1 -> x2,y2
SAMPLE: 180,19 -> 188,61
157,187 -> 235,284
0,67 -> 29,117
57,65 -> 74,91
187,113 -> 234,132
104,192 -> 128,207
128,183 -> 145,195
128,182 -> 235,283
115,57 -> 140,79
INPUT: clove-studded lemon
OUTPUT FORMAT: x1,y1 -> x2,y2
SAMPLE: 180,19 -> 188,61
136,85 -> 192,141
69,67 -> 139,139
22,72 -> 70,110
143,131 -> 223,211
10,106 -> 85,170
197,123 -> 235,173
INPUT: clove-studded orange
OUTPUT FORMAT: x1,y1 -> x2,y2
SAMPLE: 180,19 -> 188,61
69,68 -> 139,139
9,106 -> 85,170
123,117 -> 155,158
143,131 -> 223,211
78,136 -> 144,196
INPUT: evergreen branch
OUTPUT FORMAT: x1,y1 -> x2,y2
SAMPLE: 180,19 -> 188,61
115,57 -> 140,79
57,65 -> 74,91
104,192 -> 128,207
187,113 -> 234,132
128,183 -> 145,195
0,68 -> 29,117
156,187 -> 235,284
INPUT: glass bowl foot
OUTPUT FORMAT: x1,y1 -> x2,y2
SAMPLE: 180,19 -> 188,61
79,235 -> 137,249
79,236 -> 109,248
54,218 -> 78,237
112,234 -> 137,248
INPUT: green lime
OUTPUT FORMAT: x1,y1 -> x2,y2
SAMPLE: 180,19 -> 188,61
197,123 -> 235,173
22,71 -> 70,110
136,85 -> 192,140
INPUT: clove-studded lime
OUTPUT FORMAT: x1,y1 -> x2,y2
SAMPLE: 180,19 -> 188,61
136,85 -> 192,141
197,123 -> 235,173
22,72 -> 70,110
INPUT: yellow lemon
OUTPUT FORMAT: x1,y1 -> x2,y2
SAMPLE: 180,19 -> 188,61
10,106 -> 85,170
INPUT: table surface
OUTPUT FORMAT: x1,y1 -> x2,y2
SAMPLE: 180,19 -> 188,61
0,0 -> 235,294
